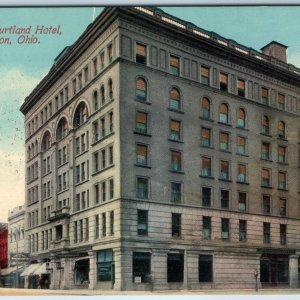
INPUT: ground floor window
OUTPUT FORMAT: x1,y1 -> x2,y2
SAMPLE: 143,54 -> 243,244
167,253 -> 184,283
75,259 -> 89,284
260,255 -> 289,284
132,252 -> 151,283
199,255 -> 213,282
97,249 -> 114,282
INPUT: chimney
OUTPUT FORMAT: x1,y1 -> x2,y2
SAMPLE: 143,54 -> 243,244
261,41 -> 288,63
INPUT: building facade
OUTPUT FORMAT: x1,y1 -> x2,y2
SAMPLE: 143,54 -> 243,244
20,7 -> 300,290
0,223 -> 8,270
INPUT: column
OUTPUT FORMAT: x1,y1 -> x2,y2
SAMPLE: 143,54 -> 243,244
88,251 -> 97,290
289,255 -> 299,288
183,249 -> 188,289
113,249 -> 122,291
151,250 -> 167,291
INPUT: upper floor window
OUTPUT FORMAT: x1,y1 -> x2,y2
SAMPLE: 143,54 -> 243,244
56,117 -> 68,141
280,224 -> 286,245
136,144 -> 148,166
237,136 -> 246,155
201,97 -> 211,119
170,120 -> 181,141
136,78 -> 147,101
262,115 -> 270,135
171,150 -> 182,172
201,127 -> 211,147
201,157 -> 211,177
136,111 -> 148,134
202,187 -> 211,207
219,132 -> 229,151
237,164 -> 246,183
220,160 -> 229,180
170,55 -> 180,76
278,121 -> 286,139
279,198 -> 287,216
237,108 -> 246,128
261,168 -> 271,187
239,192 -> 247,212
100,85 -> 105,105
202,217 -> 211,240
169,87 -> 181,110
278,93 -> 285,110
219,103 -> 229,124
73,102 -> 88,128
108,79 -> 113,99
136,177 -> 149,199
108,44 -> 113,63
261,142 -> 270,160
278,146 -> 286,163
41,131 -> 52,152
239,220 -> 247,241
237,79 -> 245,97
278,171 -> 287,190
219,73 -> 228,92
261,87 -> 269,105
200,66 -> 210,86
172,213 -> 181,237
171,182 -> 182,203
93,91 -> 99,111
136,43 -> 147,65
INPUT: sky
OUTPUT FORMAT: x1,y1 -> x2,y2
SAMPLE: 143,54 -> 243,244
2,5 -> 300,223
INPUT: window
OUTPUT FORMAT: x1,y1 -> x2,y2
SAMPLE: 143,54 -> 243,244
219,132 -> 229,151
132,252 -> 151,283
261,87 -> 269,105
136,43 -> 147,65
169,87 -> 181,110
100,85 -> 105,105
137,210 -> 148,236
136,78 -> 147,101
109,146 -> 113,165
171,150 -> 182,172
94,184 -> 99,204
81,133 -> 86,152
221,218 -> 229,240
220,160 -> 229,180
261,142 -> 270,160
199,255 -> 213,282
237,164 -> 246,183
78,73 -> 83,90
278,171 -> 287,190
202,187 -> 211,207
280,224 -> 286,245
108,79 -> 113,99
262,116 -> 270,135
84,66 -> 89,83
93,121 -> 99,143
41,131 -> 52,152
108,44 -> 113,63
279,198 -> 286,216
239,220 -> 247,241
219,103 -> 229,124
109,112 -> 113,133
278,121 -> 285,139
171,182 -> 181,203
100,52 -> 105,69
202,216 -> 211,240
93,58 -> 98,76
201,66 -> 210,85
100,117 -> 105,138
101,181 -> 106,202
263,222 -> 270,243
102,212 -> 106,237
201,97 -> 210,119
263,195 -> 271,214
137,177 -> 148,199
238,192 -> 247,212
219,73 -> 228,91
278,93 -> 285,110
237,79 -> 245,97
97,250 -> 113,282
167,253 -> 184,283
237,108 -> 246,128
170,55 -> 180,76
172,213 -> 181,237
201,127 -> 211,147
277,146 -> 286,163
136,111 -> 148,134
109,179 -> 114,199
170,120 -> 181,141
85,218 -> 89,240
110,211 -> 114,235
237,136 -> 246,155
93,91 -> 98,111
221,189 -> 229,209
201,157 -> 211,177
136,144 -> 148,166
73,102 -> 88,128
261,168 -> 271,187
95,215 -> 99,239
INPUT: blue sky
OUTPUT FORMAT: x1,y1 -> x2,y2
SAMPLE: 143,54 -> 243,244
1,6 -> 300,222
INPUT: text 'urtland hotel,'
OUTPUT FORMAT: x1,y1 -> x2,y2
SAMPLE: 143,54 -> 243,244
20,7 -> 300,290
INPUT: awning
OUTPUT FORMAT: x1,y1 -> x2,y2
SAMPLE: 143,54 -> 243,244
32,263 -> 50,275
1,266 -> 24,276
20,264 -> 40,276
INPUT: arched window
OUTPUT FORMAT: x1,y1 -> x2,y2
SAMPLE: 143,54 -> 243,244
262,115 -> 270,135
237,108 -> 246,128
136,77 -> 147,101
93,90 -> 98,111
201,97 -> 210,119
169,87 -> 181,110
41,131 -> 52,151
28,146 -> 31,159
278,121 -> 286,139
100,85 -> 105,105
73,102 -> 88,128
108,79 -> 113,99
56,117 -> 69,141
219,103 -> 229,123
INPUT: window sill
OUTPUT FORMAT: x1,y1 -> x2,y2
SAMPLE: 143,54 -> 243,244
200,145 -> 214,149
277,161 -> 288,166
91,98 -> 114,116
200,175 -> 214,179
92,164 -> 114,176
75,178 -> 90,187
27,200 -> 39,207
27,177 -> 39,184
135,164 -> 152,169
75,149 -> 89,159
91,132 -> 114,147
236,181 -> 249,185
278,188 -> 288,192
219,149 -> 231,154
42,195 -> 52,201
277,137 -> 288,142
168,138 -> 183,144
199,117 -> 214,122
218,122 -> 232,127
261,158 -> 272,162
261,185 -> 272,189
219,178 -> 232,182
168,108 -> 184,114
134,131 -> 152,137
135,98 -> 152,105
236,126 -> 248,131
260,133 -> 272,138
57,188 -> 69,195
57,161 -> 68,169
169,170 -> 185,174
236,153 -> 248,157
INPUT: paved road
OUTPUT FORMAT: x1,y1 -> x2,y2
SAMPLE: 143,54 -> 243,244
0,288 -> 300,296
